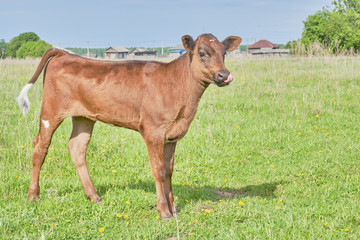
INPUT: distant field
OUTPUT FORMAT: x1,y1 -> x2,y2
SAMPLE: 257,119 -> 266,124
1,56 -> 360,239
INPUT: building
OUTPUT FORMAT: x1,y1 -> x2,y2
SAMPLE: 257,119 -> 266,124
127,48 -> 157,58
248,40 -> 289,56
105,46 -> 130,59
248,40 -> 278,53
169,44 -> 186,57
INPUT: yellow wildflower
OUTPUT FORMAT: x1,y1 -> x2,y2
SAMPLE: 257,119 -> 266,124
204,209 -> 214,213
99,227 -> 104,233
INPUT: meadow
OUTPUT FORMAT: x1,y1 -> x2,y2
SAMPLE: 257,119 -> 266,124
1,55 -> 360,239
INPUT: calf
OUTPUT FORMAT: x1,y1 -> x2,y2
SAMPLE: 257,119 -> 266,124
17,34 -> 242,219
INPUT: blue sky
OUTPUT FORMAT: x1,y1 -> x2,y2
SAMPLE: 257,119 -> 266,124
1,0 -> 332,48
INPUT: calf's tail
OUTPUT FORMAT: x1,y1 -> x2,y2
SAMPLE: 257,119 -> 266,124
16,48 -> 64,116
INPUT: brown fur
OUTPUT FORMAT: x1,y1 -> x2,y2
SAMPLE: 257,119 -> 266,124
19,34 -> 242,219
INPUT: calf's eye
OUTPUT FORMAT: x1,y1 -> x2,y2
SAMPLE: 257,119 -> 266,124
199,51 -> 205,57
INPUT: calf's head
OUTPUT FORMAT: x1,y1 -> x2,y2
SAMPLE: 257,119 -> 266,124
182,34 -> 242,87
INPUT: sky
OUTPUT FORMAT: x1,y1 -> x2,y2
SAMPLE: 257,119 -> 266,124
1,0 -> 333,48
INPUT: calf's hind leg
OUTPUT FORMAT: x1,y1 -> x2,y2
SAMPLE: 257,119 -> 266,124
28,118 -> 62,201
67,117 -> 101,202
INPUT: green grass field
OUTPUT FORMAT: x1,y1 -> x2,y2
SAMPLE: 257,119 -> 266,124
1,56 -> 360,239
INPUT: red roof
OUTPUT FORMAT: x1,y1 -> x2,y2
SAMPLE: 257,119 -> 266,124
248,40 -> 278,49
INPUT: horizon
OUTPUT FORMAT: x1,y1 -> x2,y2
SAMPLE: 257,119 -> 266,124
2,0 -> 332,49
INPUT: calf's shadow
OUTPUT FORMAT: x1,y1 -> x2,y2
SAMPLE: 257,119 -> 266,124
95,179 -> 284,213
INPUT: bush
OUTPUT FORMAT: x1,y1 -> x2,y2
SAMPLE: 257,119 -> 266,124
301,0 -> 360,52
16,41 -> 52,58
6,32 -> 40,58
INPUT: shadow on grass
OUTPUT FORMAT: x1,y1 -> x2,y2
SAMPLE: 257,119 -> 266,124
93,180 -> 283,200
61,180 -> 283,200
127,180 -> 284,213
59,180 -> 284,213
127,180 -> 282,200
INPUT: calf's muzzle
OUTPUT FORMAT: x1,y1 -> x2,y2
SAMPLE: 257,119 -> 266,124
214,70 -> 234,87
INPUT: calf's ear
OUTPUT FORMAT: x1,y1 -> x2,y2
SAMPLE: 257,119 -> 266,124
222,36 -> 242,52
182,35 -> 195,53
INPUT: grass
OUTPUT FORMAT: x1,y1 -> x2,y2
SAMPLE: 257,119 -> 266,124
1,56 -> 360,239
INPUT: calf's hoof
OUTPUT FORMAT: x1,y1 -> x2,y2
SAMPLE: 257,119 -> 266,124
160,213 -> 173,220
89,194 -> 102,203
160,210 -> 176,220
161,215 -> 173,221
28,188 -> 40,202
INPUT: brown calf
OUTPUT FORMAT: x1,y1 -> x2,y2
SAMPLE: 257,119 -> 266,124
17,34 -> 242,219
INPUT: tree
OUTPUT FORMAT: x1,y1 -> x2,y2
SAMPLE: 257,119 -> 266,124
301,0 -> 360,51
332,0 -> 360,14
0,39 -> 7,58
301,8 -> 331,46
16,41 -> 52,58
6,32 -> 40,57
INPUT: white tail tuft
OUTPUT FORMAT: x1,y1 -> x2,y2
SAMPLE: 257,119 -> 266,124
16,83 -> 33,116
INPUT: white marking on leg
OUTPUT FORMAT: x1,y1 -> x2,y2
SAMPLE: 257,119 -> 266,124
42,120 -> 50,129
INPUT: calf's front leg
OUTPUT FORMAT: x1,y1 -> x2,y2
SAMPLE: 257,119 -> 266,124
163,142 -> 177,216
145,139 -> 177,219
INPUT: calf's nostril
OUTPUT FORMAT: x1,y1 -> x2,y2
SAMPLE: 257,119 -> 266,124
217,71 -> 229,81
